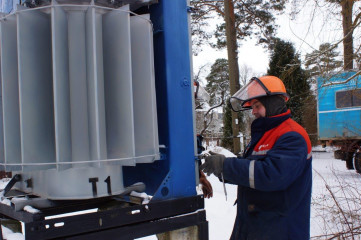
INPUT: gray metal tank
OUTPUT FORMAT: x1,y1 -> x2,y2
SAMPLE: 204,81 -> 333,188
0,1 -> 159,199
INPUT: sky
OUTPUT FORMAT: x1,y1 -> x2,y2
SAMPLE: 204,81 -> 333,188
192,1 -> 353,84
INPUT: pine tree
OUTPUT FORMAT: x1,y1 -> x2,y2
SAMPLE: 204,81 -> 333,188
305,43 -> 342,77
190,0 -> 287,49
267,39 -> 311,126
206,58 -> 230,106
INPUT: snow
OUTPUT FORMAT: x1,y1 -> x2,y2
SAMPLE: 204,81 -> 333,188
1,226 -> 24,240
23,205 -> 40,214
1,198 -> 11,206
45,209 -> 98,220
202,146 -> 237,158
0,178 -> 11,191
310,151 -> 361,239
2,147 -> 361,240
130,191 -> 153,204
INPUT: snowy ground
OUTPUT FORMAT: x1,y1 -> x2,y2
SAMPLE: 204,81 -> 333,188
310,150 -> 361,239
2,147 -> 361,240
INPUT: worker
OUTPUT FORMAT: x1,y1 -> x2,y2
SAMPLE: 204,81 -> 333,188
201,76 -> 312,240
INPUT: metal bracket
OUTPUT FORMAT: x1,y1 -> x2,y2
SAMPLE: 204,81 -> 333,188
151,171 -> 172,201
2,174 -> 22,198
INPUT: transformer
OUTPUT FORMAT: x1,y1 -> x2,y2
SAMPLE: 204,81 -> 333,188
0,0 -> 197,203
0,1 -> 161,199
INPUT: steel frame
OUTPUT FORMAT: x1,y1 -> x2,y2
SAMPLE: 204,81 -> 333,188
0,195 -> 208,240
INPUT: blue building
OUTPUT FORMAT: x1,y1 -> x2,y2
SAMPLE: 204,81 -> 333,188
317,71 -> 361,140
317,71 -> 361,172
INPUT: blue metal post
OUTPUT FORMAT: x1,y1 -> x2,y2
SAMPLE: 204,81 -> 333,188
124,0 -> 197,200
151,0 -> 196,199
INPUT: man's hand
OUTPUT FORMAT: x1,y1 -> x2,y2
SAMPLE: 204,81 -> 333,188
200,152 -> 225,178
199,170 -> 213,198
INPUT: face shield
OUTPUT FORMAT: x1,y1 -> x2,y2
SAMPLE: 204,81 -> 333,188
230,76 -> 290,112
230,77 -> 270,112
194,80 -> 210,102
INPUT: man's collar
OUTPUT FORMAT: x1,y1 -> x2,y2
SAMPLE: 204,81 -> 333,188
251,109 -> 291,132
269,109 -> 291,118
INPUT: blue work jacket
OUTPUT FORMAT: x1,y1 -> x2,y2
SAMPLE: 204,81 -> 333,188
223,110 -> 312,240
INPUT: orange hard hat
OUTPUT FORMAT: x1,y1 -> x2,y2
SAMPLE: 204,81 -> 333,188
230,76 -> 289,111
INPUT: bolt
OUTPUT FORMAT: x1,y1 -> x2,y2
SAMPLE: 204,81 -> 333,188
144,205 -> 150,212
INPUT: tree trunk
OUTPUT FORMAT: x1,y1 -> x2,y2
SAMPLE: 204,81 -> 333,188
224,0 -> 240,154
341,0 -> 354,70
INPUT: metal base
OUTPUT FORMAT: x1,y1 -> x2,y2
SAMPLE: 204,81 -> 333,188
62,210 -> 208,240
0,194 -> 208,240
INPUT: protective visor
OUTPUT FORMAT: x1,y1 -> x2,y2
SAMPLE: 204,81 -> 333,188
230,77 -> 270,112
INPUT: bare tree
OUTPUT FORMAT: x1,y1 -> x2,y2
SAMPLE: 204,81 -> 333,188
291,0 -> 361,71
312,168 -> 361,239
239,63 -> 258,85
338,0 -> 360,70
305,43 -> 343,77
